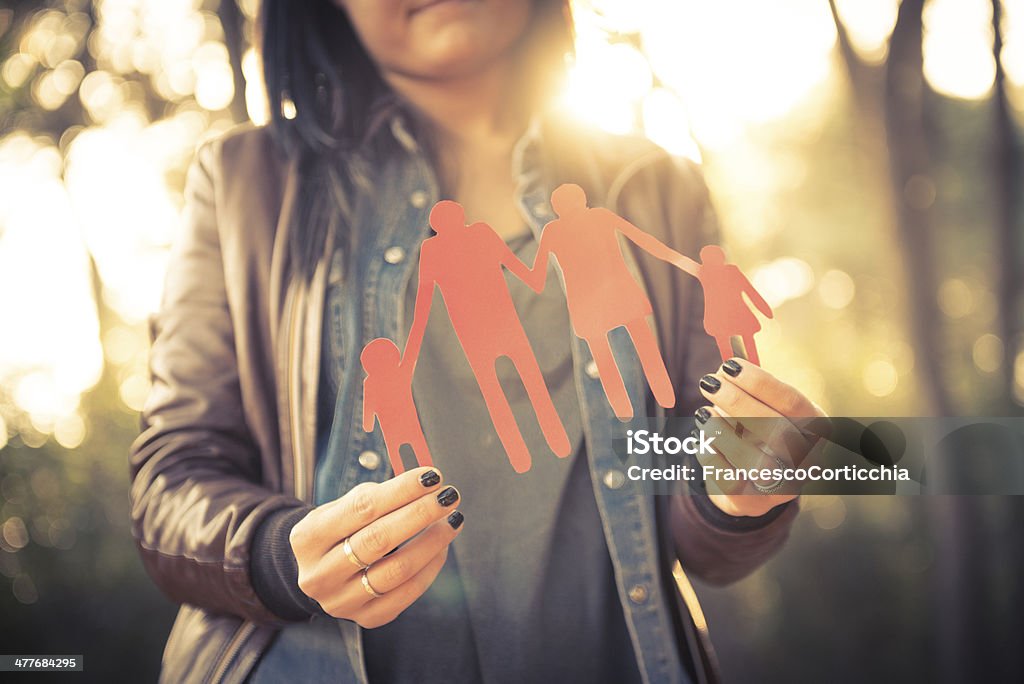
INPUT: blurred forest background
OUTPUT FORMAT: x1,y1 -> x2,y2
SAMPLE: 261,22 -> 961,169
1,0 -> 1023,681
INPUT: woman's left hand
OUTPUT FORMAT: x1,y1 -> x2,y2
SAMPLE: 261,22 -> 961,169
695,357 -> 828,517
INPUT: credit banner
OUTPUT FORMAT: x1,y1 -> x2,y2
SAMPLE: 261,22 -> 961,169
612,417 -> 1024,496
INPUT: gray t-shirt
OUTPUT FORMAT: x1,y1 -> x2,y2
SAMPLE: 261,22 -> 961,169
362,232 -> 641,683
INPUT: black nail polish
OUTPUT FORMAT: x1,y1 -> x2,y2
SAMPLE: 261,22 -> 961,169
437,486 -> 459,507
695,407 -> 711,424
722,359 -> 742,377
447,511 -> 464,530
419,470 -> 440,487
699,375 -> 721,393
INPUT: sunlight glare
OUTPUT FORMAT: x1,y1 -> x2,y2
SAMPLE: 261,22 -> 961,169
66,119 -> 180,324
560,29 -> 650,134
833,0 -> 899,64
641,0 -> 836,149
0,135 -> 103,428
923,0 -> 995,100
642,88 -> 702,163
750,257 -> 815,309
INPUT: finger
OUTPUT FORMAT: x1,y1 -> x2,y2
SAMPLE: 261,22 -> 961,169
349,547 -> 449,629
698,369 -> 814,461
701,409 -> 806,498
706,422 -> 802,497
347,485 -> 461,567
366,514 -> 464,594
699,366 -> 799,430
696,377 -> 803,451
715,358 -> 822,419
696,405 -> 807,471
317,513 -> 464,609
696,408 -> 771,470
292,467 -> 444,560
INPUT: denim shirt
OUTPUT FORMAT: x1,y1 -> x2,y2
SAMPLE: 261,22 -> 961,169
267,113 -> 692,684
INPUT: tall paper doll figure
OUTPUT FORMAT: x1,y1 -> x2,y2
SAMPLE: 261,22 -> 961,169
361,338 -> 433,475
403,200 -> 571,474
524,183 -> 700,420
695,245 -> 773,365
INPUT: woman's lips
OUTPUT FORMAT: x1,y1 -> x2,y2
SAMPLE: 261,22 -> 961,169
409,0 -> 477,17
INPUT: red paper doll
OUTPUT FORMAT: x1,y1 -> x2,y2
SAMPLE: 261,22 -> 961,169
361,337 -> 433,475
524,183 -> 700,420
402,200 -> 571,474
695,245 -> 773,365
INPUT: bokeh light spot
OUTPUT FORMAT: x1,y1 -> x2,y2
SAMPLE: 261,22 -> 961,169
863,357 -> 899,397
972,333 -> 1004,373
818,269 -> 856,309
938,278 -> 975,318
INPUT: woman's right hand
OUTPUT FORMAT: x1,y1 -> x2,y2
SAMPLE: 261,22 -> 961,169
289,467 -> 463,628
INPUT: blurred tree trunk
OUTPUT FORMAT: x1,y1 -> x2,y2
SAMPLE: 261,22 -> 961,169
992,0 -> 1023,413
882,0 -> 953,416
829,2 -> 986,681
991,6 -> 1024,679
828,0 -> 952,417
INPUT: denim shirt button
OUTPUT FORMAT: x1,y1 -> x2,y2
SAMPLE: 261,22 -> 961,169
603,469 -> 625,490
358,450 -> 382,471
585,360 -> 600,379
409,190 -> 428,208
628,584 -> 649,604
383,246 -> 406,264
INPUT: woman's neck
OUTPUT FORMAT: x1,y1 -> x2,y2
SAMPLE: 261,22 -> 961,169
381,60 -> 524,150
381,59 -> 533,240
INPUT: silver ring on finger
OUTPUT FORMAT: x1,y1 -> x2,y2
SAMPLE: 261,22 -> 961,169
752,456 -> 788,494
361,568 -> 385,599
343,536 -> 370,570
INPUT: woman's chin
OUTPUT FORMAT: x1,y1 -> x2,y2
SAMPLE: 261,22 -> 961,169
401,11 -> 525,77
396,43 -> 506,81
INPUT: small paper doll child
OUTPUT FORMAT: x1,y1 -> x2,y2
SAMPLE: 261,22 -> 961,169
695,245 -> 774,365
360,337 -> 433,475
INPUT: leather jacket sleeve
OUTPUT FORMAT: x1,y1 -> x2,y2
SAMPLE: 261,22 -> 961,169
128,141 -> 309,624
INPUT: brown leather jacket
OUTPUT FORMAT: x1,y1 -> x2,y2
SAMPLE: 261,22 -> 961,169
129,120 -> 797,683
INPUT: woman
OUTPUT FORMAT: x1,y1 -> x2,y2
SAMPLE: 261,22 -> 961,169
129,1 -> 825,682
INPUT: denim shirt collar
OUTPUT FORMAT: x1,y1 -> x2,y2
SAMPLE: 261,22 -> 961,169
366,98 -> 554,223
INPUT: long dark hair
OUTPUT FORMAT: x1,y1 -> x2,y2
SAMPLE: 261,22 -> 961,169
259,0 -> 574,278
